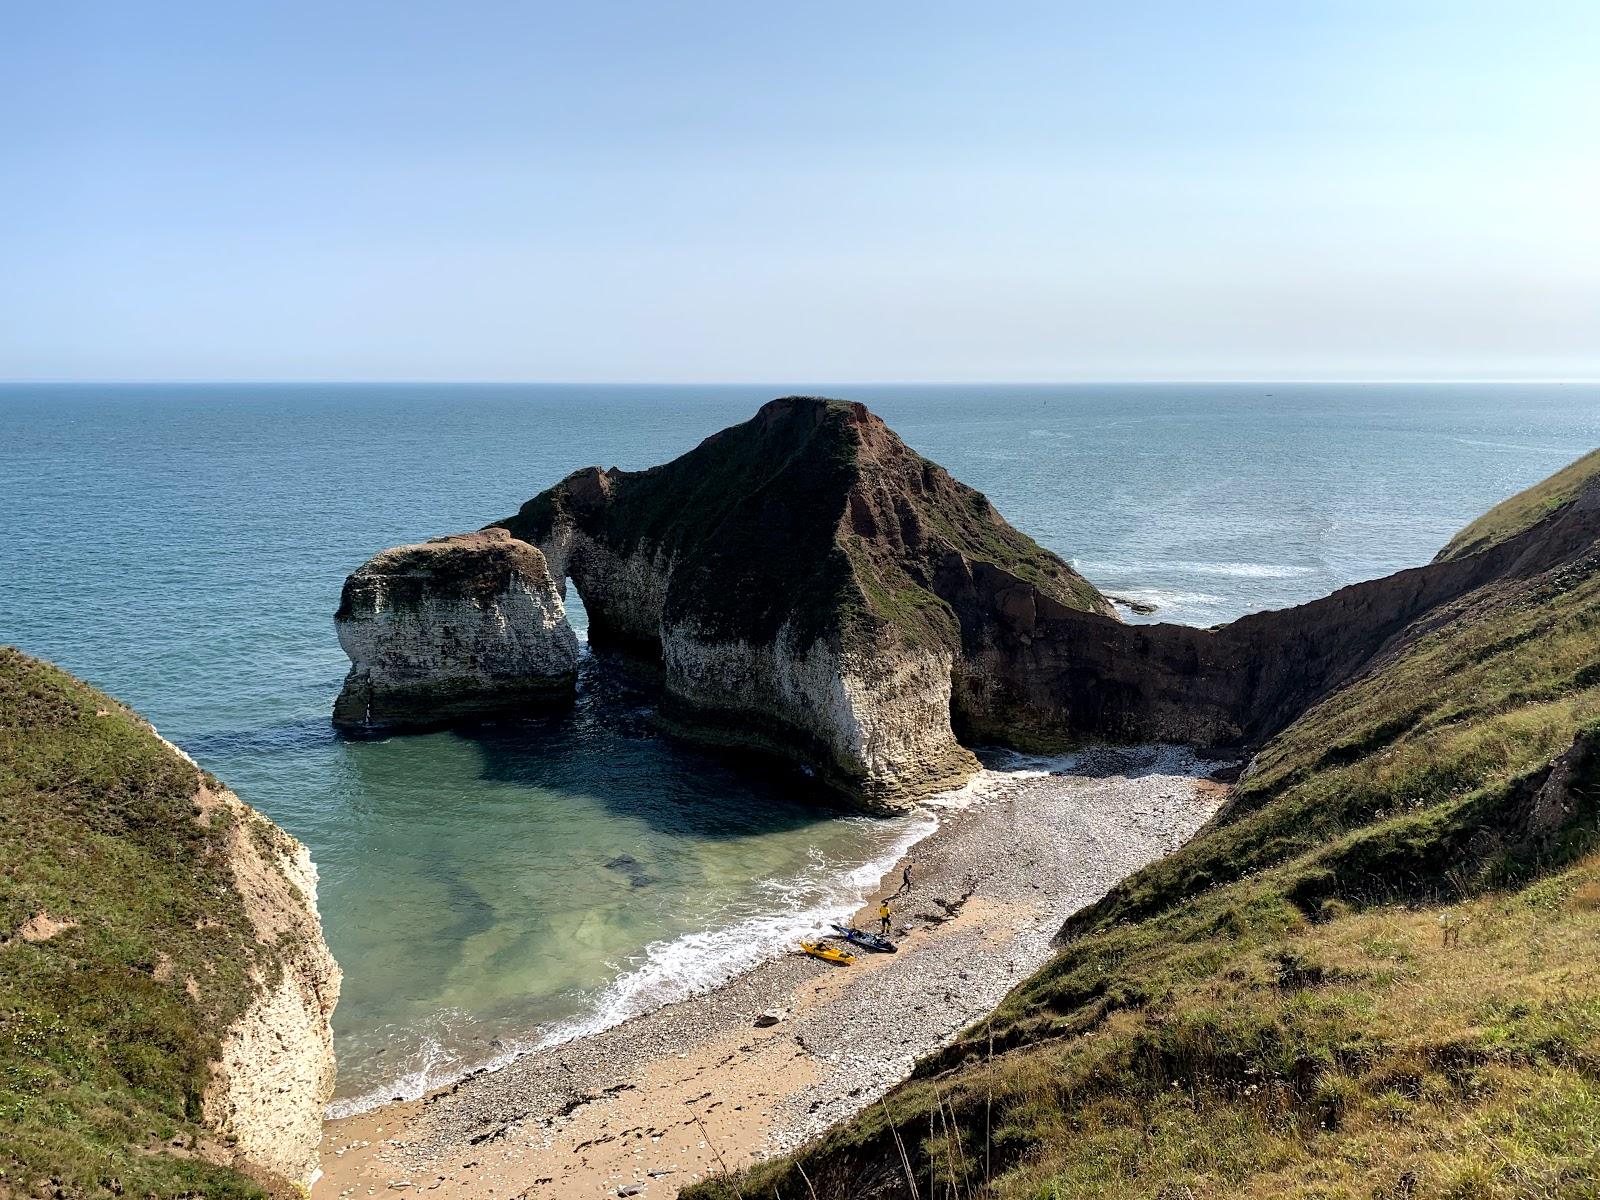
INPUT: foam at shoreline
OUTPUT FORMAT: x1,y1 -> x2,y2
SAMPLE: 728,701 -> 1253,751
326,806 -> 939,1118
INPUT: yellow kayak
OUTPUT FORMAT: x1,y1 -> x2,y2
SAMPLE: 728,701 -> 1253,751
800,940 -> 855,966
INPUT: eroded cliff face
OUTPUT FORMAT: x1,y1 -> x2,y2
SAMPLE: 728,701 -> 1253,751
334,528 -> 579,728
949,463 -> 1600,752
659,617 -> 979,808
500,397 -> 1110,808
197,776 -> 341,1187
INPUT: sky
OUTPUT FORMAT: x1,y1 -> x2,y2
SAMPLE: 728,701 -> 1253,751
2,1 -> 1597,382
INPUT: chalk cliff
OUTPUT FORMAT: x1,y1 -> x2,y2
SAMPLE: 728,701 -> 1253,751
0,647 -> 340,1195
196,773 -> 340,1187
333,528 -> 579,729
500,396 -> 1114,809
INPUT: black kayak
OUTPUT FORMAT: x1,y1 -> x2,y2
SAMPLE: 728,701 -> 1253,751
831,922 -> 897,953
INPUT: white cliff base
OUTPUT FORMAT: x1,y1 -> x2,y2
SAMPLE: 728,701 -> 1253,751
151,730 -> 341,1191
660,618 -> 979,811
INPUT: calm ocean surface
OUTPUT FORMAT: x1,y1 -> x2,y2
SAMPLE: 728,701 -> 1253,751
3,382 -> 1596,1108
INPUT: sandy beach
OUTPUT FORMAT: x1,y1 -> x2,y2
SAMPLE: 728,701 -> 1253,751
316,746 -> 1228,1199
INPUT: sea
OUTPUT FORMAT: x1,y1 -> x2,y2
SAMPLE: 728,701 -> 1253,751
2,382 -> 1596,1112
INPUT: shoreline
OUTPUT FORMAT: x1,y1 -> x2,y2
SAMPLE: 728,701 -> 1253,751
317,745 -> 1228,1198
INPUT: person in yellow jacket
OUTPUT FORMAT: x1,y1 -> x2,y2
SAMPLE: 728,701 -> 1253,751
878,899 -> 892,936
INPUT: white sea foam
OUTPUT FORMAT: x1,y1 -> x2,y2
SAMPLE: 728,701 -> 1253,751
327,812 -> 941,1117
1084,559 -> 1316,581
1453,437 -> 1568,455
536,814 -> 938,1046
325,758 -> 1069,1119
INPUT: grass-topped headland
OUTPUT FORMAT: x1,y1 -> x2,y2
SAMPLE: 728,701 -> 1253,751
684,450 -> 1600,1200
500,395 -> 1112,656
497,397 -> 1116,807
0,648 -> 318,1199
1438,448 -> 1600,563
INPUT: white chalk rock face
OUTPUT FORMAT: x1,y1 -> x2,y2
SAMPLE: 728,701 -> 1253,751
659,617 -> 979,812
333,528 -> 579,728
201,786 -> 341,1186
151,730 -> 341,1190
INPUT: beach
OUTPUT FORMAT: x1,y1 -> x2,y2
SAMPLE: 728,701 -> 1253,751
316,745 -> 1228,1198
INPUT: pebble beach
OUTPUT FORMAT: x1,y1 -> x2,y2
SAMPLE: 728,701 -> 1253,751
316,746 -> 1228,1199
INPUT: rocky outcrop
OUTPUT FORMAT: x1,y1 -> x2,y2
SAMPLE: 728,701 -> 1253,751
333,528 -> 579,729
501,397 -> 1113,809
342,399 -> 1597,810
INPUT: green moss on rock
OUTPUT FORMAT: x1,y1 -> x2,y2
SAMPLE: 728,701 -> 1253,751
502,395 -> 1110,657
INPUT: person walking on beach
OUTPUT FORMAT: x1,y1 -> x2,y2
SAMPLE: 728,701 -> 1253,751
901,862 -> 913,894
879,899 -> 892,936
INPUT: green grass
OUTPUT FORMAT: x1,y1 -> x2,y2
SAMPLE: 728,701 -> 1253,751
1077,549 -> 1600,931
0,647 -> 281,1199
684,493 -> 1600,1199
1437,448 -> 1600,562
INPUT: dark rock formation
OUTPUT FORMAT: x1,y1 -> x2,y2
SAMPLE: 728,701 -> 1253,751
498,396 -> 1113,809
341,394 -> 1597,813
953,460 -> 1600,752
1107,594 -> 1160,616
333,528 -> 579,729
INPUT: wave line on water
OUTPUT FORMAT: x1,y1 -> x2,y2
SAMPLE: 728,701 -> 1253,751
323,759 -> 1069,1120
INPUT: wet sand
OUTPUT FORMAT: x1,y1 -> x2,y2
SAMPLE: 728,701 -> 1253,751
317,746 -> 1228,1199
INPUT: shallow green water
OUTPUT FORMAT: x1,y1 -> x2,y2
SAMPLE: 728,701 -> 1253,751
316,654 -> 932,1108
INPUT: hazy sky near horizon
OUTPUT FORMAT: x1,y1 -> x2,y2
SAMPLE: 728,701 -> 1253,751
4,2 -> 1597,382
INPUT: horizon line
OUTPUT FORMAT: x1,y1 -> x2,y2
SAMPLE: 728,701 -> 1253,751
3,377 -> 1599,388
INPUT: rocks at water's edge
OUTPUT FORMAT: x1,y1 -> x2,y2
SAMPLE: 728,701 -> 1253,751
1107,593 -> 1159,615
333,528 -> 580,729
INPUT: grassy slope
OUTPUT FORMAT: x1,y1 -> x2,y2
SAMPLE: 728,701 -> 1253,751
0,648 -> 277,1200
1437,449 -> 1600,562
688,499 -> 1600,1198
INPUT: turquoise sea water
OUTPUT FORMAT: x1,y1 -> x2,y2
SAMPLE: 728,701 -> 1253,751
2,382 -> 1596,1107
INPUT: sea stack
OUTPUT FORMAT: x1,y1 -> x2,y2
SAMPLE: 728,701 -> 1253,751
500,396 -> 1116,810
333,528 -> 580,729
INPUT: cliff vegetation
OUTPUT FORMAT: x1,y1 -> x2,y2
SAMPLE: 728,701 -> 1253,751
685,452 -> 1600,1200
502,396 -> 1110,655
1437,448 -> 1600,562
0,649 -> 313,1199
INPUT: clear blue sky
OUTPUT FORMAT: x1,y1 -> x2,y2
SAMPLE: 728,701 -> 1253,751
4,2 -> 1596,381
